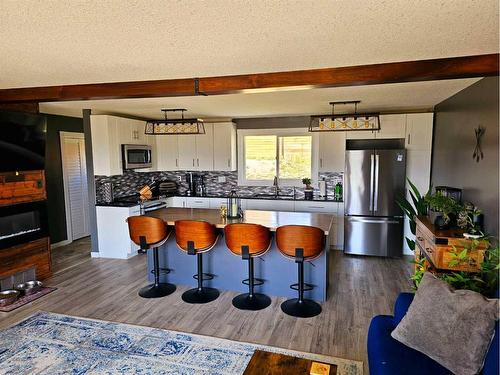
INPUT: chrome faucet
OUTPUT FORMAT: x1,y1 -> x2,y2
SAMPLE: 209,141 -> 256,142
273,175 -> 280,197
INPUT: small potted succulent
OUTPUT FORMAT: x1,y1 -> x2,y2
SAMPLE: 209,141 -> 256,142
302,177 -> 313,200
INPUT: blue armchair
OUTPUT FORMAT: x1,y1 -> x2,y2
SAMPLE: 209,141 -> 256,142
368,293 -> 499,375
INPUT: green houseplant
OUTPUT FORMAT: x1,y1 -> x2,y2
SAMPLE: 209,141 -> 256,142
425,192 -> 461,229
396,178 -> 430,251
302,178 -> 312,189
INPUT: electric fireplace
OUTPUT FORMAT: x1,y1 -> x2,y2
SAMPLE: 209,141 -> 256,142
0,201 -> 48,250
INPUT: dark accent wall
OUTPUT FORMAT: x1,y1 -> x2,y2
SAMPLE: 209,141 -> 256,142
432,77 -> 499,237
45,114 -> 84,243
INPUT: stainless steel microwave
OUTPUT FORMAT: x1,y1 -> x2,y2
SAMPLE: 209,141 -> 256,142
122,144 -> 152,169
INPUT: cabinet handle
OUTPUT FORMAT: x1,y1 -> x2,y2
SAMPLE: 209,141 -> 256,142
408,133 -> 411,145
417,236 -> 424,241
192,159 -> 195,167
175,159 -> 178,167
320,158 -> 323,168
197,158 -> 199,167
227,159 -> 230,167
426,247 -> 433,254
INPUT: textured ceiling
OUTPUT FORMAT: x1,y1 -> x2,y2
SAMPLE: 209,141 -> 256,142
1,0 -> 498,89
39,78 -> 481,119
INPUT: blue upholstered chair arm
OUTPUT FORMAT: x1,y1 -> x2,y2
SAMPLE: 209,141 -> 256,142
393,292 -> 414,325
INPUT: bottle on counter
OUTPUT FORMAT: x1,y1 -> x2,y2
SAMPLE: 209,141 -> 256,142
318,178 -> 327,197
334,182 -> 343,200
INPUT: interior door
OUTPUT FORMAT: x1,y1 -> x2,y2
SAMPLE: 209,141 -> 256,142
345,150 -> 374,216
373,150 -> 406,217
61,134 -> 90,240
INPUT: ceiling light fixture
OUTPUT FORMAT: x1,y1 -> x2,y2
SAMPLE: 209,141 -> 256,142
145,109 -> 205,135
309,101 -> 380,132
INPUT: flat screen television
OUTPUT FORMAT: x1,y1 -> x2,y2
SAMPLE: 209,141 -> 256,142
0,111 -> 46,172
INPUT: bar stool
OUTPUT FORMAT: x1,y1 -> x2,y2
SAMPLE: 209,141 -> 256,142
127,216 -> 176,298
276,225 -> 324,318
224,223 -> 272,311
175,220 -> 220,304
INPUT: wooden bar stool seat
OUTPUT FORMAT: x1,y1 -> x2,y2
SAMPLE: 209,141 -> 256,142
224,223 -> 272,311
175,220 -> 220,304
127,216 -> 175,298
276,225 -> 324,318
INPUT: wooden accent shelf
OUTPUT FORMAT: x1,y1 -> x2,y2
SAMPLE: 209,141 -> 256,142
415,216 -> 488,273
0,170 -> 46,206
0,237 -> 52,280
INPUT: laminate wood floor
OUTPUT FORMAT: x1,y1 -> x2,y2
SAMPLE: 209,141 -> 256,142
0,237 -> 412,373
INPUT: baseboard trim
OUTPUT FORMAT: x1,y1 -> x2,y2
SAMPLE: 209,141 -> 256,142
90,252 -> 100,258
51,239 -> 72,249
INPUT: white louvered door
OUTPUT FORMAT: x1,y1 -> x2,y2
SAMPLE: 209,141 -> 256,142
61,134 -> 90,241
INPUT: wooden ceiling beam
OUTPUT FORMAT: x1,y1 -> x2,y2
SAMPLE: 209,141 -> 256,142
0,54 -> 497,103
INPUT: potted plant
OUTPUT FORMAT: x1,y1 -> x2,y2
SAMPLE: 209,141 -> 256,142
396,178 -> 430,251
457,202 -> 484,238
425,192 -> 461,229
302,178 -> 313,200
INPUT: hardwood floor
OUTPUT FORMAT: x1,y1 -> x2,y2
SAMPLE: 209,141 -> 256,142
0,237 -> 412,372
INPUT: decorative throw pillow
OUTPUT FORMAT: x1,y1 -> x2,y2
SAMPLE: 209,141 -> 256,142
391,272 -> 498,375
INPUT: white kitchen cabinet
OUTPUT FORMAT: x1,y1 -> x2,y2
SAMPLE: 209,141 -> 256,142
156,135 -> 179,170
213,122 -> 237,171
318,131 -> 346,172
405,113 -> 434,151
171,197 -> 187,208
195,124 -> 214,171
209,197 -> 228,209
90,115 -> 122,176
185,197 -> 210,208
345,130 -> 376,140
245,199 -> 294,212
177,136 -> 197,170
96,205 -> 140,259
294,201 -> 337,214
376,114 -> 406,139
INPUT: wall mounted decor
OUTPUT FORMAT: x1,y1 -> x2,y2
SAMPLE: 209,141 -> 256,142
473,126 -> 485,162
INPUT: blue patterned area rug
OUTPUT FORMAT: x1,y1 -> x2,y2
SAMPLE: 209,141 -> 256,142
0,312 -> 363,374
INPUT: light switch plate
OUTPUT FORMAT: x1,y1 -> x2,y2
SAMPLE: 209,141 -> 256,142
218,176 -> 226,183
177,176 -> 182,182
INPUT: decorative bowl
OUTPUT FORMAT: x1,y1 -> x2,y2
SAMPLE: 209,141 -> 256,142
0,290 -> 20,306
16,280 -> 43,296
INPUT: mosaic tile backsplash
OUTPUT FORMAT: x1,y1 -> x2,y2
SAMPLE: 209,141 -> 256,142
95,170 -> 343,202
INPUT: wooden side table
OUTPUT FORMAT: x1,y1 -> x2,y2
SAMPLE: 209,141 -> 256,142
244,350 -> 336,375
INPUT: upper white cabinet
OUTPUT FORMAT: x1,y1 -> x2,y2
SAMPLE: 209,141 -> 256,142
405,113 -> 434,151
195,124 -> 214,171
156,135 -> 179,170
213,123 -> 237,171
90,115 -> 122,176
318,131 -> 345,172
345,114 -> 406,140
376,114 -> 406,139
177,135 -> 197,170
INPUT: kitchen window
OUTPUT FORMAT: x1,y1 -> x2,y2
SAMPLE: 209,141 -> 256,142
238,129 -> 316,186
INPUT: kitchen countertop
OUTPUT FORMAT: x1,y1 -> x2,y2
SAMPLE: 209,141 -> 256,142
147,207 -> 334,235
96,194 -> 343,207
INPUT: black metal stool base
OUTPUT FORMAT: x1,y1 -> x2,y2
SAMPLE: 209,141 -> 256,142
139,283 -> 176,298
232,293 -> 271,311
182,287 -> 219,304
281,298 -> 322,318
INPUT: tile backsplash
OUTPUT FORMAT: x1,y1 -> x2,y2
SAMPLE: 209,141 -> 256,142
95,170 -> 343,202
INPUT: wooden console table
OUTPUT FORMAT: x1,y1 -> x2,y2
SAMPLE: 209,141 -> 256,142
244,350 -> 336,375
415,216 -> 488,273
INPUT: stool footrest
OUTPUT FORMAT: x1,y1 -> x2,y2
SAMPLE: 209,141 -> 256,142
242,278 -> 264,286
193,272 -> 214,281
290,282 -> 314,292
151,268 -> 172,275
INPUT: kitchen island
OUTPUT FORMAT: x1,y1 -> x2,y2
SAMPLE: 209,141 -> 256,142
146,208 -> 334,301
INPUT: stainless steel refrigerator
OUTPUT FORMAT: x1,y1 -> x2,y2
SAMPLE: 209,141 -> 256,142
344,148 -> 406,257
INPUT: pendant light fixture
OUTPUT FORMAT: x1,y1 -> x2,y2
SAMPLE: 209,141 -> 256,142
145,109 -> 205,135
309,101 -> 380,132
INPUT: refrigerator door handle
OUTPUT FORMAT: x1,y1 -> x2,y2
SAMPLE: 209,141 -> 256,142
369,154 -> 375,212
347,217 -> 400,224
374,154 -> 380,212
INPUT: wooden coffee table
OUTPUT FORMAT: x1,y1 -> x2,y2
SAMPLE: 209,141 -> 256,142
244,350 -> 337,375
